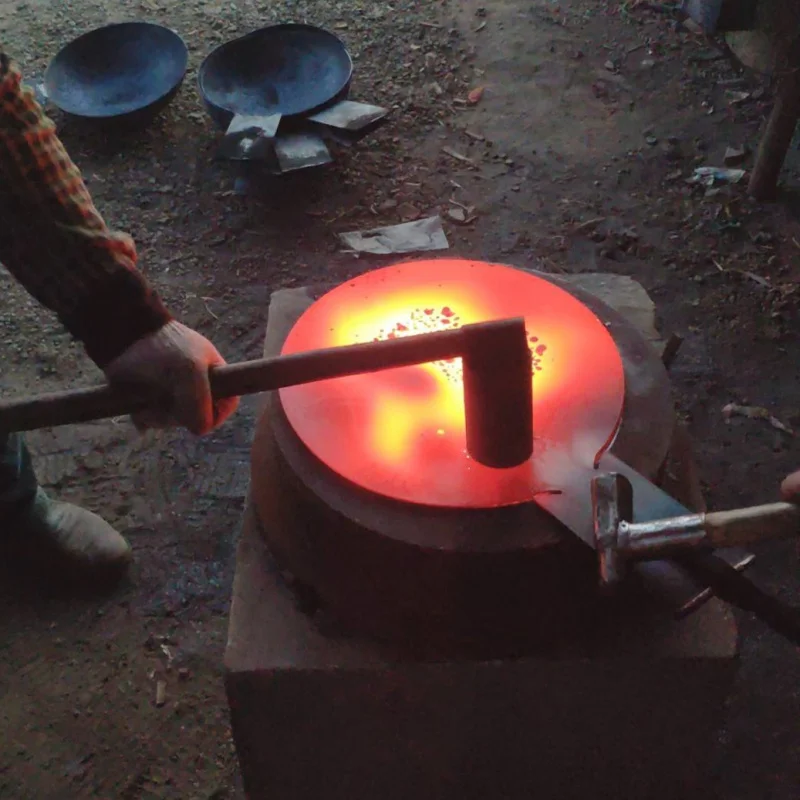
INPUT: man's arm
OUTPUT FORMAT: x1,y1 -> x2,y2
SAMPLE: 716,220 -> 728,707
0,50 -> 172,368
0,50 -> 238,434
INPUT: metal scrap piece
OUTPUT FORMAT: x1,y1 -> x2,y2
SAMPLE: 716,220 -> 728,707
308,100 -> 389,132
274,132 -> 333,173
217,113 -> 281,161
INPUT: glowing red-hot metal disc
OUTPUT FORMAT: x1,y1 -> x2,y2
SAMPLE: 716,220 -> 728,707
279,260 -> 625,508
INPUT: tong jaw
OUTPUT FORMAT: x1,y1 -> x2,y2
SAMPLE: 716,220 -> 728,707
591,472 -> 633,589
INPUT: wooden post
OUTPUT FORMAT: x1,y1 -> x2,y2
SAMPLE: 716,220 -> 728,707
749,40 -> 800,201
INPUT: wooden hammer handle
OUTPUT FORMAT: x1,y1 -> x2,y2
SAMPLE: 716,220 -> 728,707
705,502 -> 800,548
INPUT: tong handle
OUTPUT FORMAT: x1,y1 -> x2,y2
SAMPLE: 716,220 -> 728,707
705,502 -> 800,548
676,551 -> 800,648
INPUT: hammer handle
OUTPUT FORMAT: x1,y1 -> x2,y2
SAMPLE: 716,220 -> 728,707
0,330 -> 465,433
704,502 -> 800,548
0,319 -> 525,434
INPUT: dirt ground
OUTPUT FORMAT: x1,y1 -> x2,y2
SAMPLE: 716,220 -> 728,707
0,0 -> 799,798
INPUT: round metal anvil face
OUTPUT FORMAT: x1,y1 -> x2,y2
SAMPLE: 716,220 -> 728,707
279,259 -> 625,508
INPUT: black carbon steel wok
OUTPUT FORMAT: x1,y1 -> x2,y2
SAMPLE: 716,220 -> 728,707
43,22 -> 188,121
198,23 -> 353,140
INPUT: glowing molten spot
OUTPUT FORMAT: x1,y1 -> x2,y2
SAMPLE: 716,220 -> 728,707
280,260 -> 625,509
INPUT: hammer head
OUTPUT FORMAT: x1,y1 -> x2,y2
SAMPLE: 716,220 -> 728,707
591,472 -> 634,590
461,318 -> 534,469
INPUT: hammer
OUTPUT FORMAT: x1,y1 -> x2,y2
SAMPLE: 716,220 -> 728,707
592,472 -> 800,589
0,317 -> 534,470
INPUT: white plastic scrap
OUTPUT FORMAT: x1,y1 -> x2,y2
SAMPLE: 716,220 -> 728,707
688,167 -> 746,188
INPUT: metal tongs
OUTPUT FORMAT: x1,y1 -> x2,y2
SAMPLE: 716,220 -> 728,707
593,473 -> 800,646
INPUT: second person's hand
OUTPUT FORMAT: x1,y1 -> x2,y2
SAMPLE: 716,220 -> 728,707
781,471 -> 800,503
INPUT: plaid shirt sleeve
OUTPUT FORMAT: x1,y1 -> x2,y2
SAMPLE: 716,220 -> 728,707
0,50 -> 172,368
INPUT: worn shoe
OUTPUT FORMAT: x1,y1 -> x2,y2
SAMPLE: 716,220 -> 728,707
5,489 -> 132,576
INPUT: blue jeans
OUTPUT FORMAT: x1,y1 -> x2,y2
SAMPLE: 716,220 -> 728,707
0,433 -> 38,529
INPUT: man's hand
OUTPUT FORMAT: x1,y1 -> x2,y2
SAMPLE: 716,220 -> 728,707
104,321 -> 239,435
781,471 -> 800,502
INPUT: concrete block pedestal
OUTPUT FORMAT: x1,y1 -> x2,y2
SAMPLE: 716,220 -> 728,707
227,504 -> 738,800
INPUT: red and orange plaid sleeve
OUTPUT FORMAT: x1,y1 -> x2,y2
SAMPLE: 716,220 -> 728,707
0,50 -> 172,368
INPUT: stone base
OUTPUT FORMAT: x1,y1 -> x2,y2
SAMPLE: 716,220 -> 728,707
226,504 -> 738,800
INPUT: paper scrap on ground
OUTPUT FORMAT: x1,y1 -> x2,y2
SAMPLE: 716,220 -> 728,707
339,216 -> 449,255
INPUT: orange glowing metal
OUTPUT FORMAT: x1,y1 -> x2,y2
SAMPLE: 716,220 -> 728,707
280,260 -> 625,508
